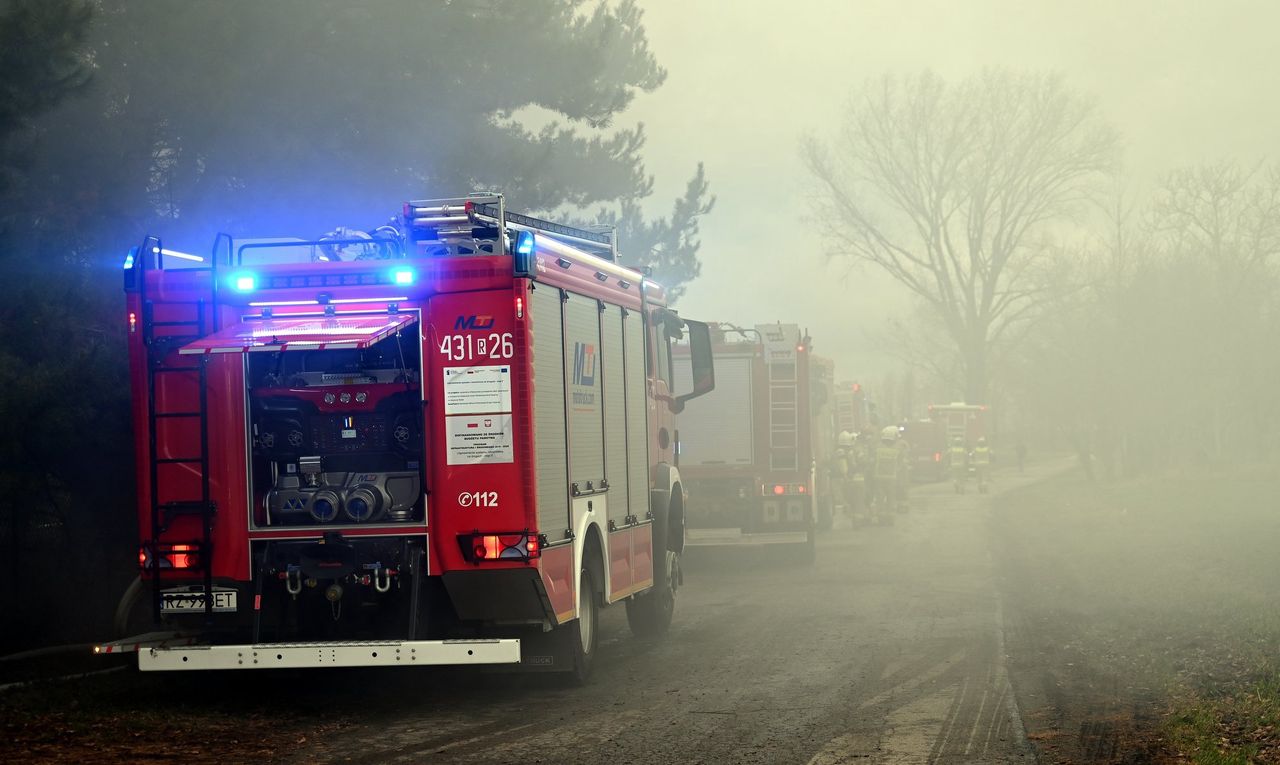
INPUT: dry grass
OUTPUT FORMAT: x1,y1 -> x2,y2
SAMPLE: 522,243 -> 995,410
994,463 -> 1280,763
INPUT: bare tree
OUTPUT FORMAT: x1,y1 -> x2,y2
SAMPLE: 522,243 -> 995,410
1150,161 -> 1280,458
802,70 -> 1118,403
1153,161 -> 1280,285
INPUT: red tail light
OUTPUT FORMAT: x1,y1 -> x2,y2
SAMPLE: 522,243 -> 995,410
797,485 -> 807,494
138,542 -> 202,570
169,544 -> 198,569
461,532 -> 540,563
934,452 -> 942,462
773,485 -> 785,495
515,296 -> 525,319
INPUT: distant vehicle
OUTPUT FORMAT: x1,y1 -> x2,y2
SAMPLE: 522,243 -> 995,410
834,381 -> 873,434
674,323 -> 822,559
928,402 -> 990,448
103,193 -> 716,680
899,419 -> 947,482
809,355 -> 836,528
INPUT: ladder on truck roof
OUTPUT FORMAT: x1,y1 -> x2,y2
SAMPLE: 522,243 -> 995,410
136,235 -> 217,626
403,192 -> 620,263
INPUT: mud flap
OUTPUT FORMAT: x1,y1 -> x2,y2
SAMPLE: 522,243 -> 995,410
503,624 -> 579,673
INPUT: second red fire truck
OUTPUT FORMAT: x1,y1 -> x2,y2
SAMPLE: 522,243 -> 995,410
102,193 -> 715,681
674,323 -> 821,559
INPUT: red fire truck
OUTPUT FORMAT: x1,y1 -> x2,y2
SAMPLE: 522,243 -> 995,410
674,323 -> 819,558
101,193 -> 715,680
899,419 -> 947,482
928,402 -> 989,447
833,382 -> 872,435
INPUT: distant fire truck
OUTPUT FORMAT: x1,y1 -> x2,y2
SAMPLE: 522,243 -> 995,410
928,402 -> 990,447
899,419 -> 947,482
102,193 -> 715,680
674,323 -> 819,558
833,382 -> 872,434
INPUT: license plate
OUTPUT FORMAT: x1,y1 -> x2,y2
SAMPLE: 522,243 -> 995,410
161,587 -> 238,614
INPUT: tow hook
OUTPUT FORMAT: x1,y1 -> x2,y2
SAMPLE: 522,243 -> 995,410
285,566 -> 303,597
373,567 -> 392,593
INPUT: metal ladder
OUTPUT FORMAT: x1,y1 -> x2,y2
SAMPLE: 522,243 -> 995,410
403,192 -> 619,262
139,236 -> 217,624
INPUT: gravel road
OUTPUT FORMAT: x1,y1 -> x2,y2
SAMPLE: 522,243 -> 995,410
292,462 -> 1066,764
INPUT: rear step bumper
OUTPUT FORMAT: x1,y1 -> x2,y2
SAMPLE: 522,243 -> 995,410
686,528 -> 810,546
136,638 -> 521,671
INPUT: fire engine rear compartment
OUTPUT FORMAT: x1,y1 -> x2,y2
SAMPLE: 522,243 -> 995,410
118,195 -> 715,674
130,282 -> 657,668
677,325 -> 816,548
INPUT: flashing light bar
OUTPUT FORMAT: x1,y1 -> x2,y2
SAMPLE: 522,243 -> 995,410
331,295 -> 409,305
391,267 -> 415,286
246,296 -> 411,308
152,246 -> 205,263
231,273 -> 257,292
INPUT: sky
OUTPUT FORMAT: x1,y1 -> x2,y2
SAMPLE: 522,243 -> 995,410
622,0 -> 1280,388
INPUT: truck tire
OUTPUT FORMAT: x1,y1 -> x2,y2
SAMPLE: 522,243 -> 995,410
817,497 -> 833,531
558,566 -> 598,683
113,575 -> 146,637
627,547 -> 677,637
627,499 -> 679,638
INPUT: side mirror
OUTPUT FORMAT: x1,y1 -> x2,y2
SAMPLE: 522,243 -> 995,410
673,319 -> 714,414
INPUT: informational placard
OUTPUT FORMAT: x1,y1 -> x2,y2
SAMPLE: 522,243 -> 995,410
443,366 -> 513,415
445,414 -> 514,465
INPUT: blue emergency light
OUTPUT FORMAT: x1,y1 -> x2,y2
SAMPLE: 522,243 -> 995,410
515,230 -> 535,256
391,267 -> 416,286
231,273 -> 257,292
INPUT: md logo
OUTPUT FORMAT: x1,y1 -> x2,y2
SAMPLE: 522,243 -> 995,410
454,314 -> 495,330
573,342 -> 597,386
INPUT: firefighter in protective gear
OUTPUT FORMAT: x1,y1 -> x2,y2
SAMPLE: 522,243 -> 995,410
894,426 -> 911,512
857,427 -> 878,522
828,447 -> 850,523
972,437 -> 992,494
872,426 -> 905,523
846,433 -> 869,525
949,436 -> 970,494
835,431 -> 857,525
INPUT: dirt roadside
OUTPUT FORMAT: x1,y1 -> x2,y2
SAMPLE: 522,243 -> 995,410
992,463 -> 1280,764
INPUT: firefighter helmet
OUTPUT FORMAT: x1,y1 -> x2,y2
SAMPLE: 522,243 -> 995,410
880,426 -> 899,442
838,430 -> 856,447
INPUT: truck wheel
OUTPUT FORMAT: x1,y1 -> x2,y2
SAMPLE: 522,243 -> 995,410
626,548 -> 678,638
817,498 -> 833,531
113,575 -> 148,636
559,566 -> 598,683
797,528 -> 817,564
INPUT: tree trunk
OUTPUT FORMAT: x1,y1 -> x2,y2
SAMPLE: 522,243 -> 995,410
963,344 -> 987,405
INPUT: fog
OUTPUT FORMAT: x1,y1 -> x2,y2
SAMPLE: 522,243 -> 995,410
629,0 -> 1280,380
4,2 -> 1280,761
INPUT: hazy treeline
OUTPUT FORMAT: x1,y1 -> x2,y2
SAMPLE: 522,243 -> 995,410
806,70 -> 1280,473
1009,164 -> 1280,476
0,0 -> 708,650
